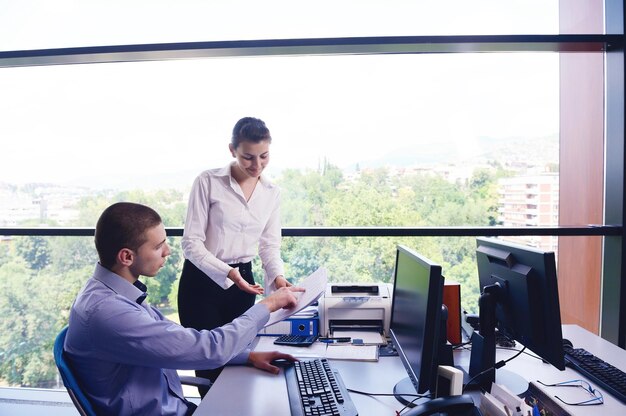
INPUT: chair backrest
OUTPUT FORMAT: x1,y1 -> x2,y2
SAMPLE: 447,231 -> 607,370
53,326 -> 97,416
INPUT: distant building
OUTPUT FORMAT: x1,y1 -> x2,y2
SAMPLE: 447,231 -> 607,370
497,173 -> 559,253
0,185 -> 86,226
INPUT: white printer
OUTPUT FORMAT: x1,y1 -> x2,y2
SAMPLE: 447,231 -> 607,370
318,283 -> 393,337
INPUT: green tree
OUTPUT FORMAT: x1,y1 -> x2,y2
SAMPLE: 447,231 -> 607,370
49,236 -> 98,273
14,236 -> 51,270
278,166 -> 342,227
147,237 -> 183,306
0,163 -> 504,389
0,242 -> 10,267
0,261 -> 89,387
277,166 -> 501,314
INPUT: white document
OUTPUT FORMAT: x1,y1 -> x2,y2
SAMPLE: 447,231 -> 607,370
332,330 -> 386,345
264,267 -> 327,328
490,383 -> 525,414
253,336 -> 327,358
479,392 -> 508,416
324,344 -> 379,362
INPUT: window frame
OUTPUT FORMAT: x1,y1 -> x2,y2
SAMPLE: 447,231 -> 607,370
0,22 -> 624,346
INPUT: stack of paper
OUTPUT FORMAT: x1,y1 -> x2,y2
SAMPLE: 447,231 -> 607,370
253,336 -> 379,362
332,330 -> 386,345
480,383 -> 533,416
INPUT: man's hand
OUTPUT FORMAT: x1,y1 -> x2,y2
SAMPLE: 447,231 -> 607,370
228,268 -> 264,295
259,286 -> 305,312
248,351 -> 298,374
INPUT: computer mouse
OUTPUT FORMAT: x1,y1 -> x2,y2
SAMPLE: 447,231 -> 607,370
270,359 -> 294,367
562,338 -> 573,349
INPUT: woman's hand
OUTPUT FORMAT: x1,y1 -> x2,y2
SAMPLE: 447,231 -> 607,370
228,268 -> 264,295
274,275 -> 292,289
248,351 -> 298,374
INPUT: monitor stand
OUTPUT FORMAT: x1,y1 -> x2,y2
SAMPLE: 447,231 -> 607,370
393,377 -> 432,408
462,331 -> 529,395
463,286 -> 529,395
460,366 -> 528,395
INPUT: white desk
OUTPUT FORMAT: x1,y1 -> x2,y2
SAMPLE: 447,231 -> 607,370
195,325 -> 626,416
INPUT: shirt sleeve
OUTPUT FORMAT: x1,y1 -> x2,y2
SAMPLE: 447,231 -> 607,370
85,299 -> 270,370
181,173 -> 233,289
259,187 -> 285,293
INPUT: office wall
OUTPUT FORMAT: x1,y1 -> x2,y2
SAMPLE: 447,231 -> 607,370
558,0 -> 605,333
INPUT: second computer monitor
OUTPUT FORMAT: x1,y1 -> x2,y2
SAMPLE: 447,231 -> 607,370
475,237 -> 565,370
468,237 -> 565,392
389,245 -> 445,396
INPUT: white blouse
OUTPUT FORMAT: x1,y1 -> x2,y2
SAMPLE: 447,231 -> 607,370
181,163 -> 285,291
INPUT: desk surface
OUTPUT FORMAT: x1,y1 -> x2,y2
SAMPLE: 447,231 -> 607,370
195,325 -> 626,416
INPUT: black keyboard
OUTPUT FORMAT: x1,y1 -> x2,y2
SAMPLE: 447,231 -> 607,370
274,334 -> 319,347
284,358 -> 358,416
564,345 -> 626,404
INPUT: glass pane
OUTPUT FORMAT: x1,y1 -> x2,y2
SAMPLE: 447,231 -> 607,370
0,233 -> 571,388
0,235 -> 183,388
0,53 -> 563,229
0,234 -> 480,388
0,1 -> 562,51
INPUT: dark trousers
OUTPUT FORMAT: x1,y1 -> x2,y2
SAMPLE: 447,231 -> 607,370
177,259 -> 256,397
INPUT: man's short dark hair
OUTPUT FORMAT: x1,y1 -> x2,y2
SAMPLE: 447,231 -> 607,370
95,202 -> 163,269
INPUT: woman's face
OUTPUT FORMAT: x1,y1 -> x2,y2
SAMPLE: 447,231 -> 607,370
230,139 -> 271,179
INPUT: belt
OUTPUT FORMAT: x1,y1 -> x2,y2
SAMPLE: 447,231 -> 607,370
228,261 -> 251,268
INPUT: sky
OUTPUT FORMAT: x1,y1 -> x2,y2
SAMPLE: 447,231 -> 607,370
0,1 -> 560,187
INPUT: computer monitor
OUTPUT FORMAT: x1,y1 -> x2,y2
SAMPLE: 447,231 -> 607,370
469,237 -> 565,392
389,245 -> 445,405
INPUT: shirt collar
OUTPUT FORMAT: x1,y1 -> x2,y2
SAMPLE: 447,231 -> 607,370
218,162 -> 275,189
93,263 -> 147,304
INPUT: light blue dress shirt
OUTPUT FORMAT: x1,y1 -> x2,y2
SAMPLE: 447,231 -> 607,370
65,263 -> 269,415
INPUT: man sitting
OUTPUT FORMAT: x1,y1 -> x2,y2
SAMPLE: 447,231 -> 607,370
64,202 -> 303,415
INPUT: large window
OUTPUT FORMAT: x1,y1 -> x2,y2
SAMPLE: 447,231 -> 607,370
0,0 -> 622,392
1,53 -> 559,228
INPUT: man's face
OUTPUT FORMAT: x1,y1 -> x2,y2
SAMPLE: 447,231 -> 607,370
129,223 -> 170,278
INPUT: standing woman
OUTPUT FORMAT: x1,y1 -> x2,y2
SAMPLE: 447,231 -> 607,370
178,117 -> 291,392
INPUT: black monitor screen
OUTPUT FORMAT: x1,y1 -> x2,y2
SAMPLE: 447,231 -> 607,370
475,237 -> 565,371
389,245 -> 444,395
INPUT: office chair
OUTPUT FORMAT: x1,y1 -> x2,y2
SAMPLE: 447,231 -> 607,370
53,326 -> 97,416
54,326 -> 212,416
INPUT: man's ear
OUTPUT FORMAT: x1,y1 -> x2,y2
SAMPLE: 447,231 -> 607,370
229,143 -> 236,157
116,248 -> 135,267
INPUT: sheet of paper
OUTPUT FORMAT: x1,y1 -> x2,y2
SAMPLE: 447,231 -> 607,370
490,382 -> 524,413
324,344 -> 379,362
332,331 -> 386,345
264,267 -> 327,328
479,392 -> 508,416
253,336 -> 327,358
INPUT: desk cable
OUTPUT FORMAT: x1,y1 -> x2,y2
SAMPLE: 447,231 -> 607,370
461,346 -> 527,394
345,387 -> 432,416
